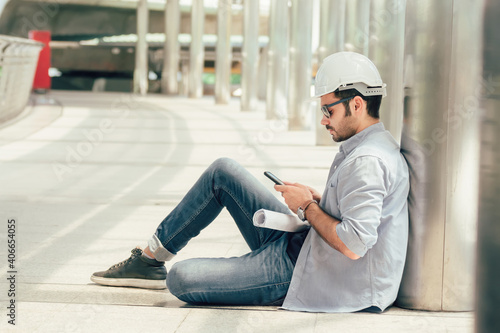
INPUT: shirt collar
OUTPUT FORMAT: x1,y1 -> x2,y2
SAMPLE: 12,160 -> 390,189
339,122 -> 385,156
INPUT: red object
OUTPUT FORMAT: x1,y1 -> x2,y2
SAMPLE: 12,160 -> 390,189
29,30 -> 51,91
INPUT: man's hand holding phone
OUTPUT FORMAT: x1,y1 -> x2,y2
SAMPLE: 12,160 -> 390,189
264,171 -> 320,213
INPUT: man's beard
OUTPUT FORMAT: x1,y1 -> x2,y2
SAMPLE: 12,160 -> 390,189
325,124 -> 356,142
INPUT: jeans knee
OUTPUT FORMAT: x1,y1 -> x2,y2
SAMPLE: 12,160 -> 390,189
211,157 -> 237,172
166,261 -> 203,303
210,157 -> 241,185
166,262 -> 184,298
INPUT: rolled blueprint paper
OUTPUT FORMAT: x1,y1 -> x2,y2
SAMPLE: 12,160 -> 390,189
253,209 -> 310,232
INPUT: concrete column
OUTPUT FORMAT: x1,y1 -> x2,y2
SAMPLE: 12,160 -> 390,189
133,0 -> 149,95
162,0 -> 180,95
317,0 -> 346,62
397,0 -> 483,311
288,0 -> 313,130
368,0 -> 406,144
188,0 -> 205,98
0,0 -> 8,18
180,60 -> 189,96
476,0 -> 500,331
240,0 -> 259,111
266,0 -> 289,120
215,0 -> 232,104
316,0 -> 346,145
257,44 -> 268,100
344,0 -> 370,55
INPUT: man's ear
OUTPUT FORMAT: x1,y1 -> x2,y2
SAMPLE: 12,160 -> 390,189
353,96 -> 364,113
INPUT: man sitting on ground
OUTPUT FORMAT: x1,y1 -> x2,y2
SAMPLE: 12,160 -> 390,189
91,52 -> 409,313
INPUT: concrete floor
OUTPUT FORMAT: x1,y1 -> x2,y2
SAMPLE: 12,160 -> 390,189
0,91 -> 473,332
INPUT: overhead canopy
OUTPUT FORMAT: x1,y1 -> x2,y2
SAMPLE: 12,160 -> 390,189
0,0 -> 270,41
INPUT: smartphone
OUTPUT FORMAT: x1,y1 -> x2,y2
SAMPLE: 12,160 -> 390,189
264,171 -> 285,186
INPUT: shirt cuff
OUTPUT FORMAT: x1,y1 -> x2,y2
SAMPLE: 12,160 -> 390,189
336,221 -> 368,257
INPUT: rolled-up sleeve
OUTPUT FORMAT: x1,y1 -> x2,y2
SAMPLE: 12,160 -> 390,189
335,156 -> 388,257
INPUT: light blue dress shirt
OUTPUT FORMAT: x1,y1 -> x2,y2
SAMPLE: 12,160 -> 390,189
282,122 -> 410,312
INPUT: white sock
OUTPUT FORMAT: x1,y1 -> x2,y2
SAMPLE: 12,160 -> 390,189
142,250 -> 154,260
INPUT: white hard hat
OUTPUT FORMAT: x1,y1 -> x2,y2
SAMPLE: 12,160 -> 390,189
313,52 -> 387,98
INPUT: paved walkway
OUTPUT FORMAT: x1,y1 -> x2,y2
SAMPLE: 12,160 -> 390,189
0,91 -> 473,332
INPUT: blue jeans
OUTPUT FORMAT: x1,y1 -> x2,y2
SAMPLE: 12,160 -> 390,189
152,158 -> 296,305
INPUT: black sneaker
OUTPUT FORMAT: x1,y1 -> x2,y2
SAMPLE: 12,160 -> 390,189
91,247 -> 167,289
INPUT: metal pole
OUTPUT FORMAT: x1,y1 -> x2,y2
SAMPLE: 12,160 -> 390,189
266,0 -> 289,120
215,0 -> 232,104
316,0 -> 346,145
162,0 -> 180,95
397,0 -> 483,311
133,0 -> 149,95
476,0 -> 500,331
240,0 -> 259,111
368,0 -> 406,144
344,0 -> 370,55
188,0 -> 204,98
288,0 -> 313,130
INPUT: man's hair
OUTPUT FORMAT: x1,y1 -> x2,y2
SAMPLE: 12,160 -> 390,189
333,89 -> 382,118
